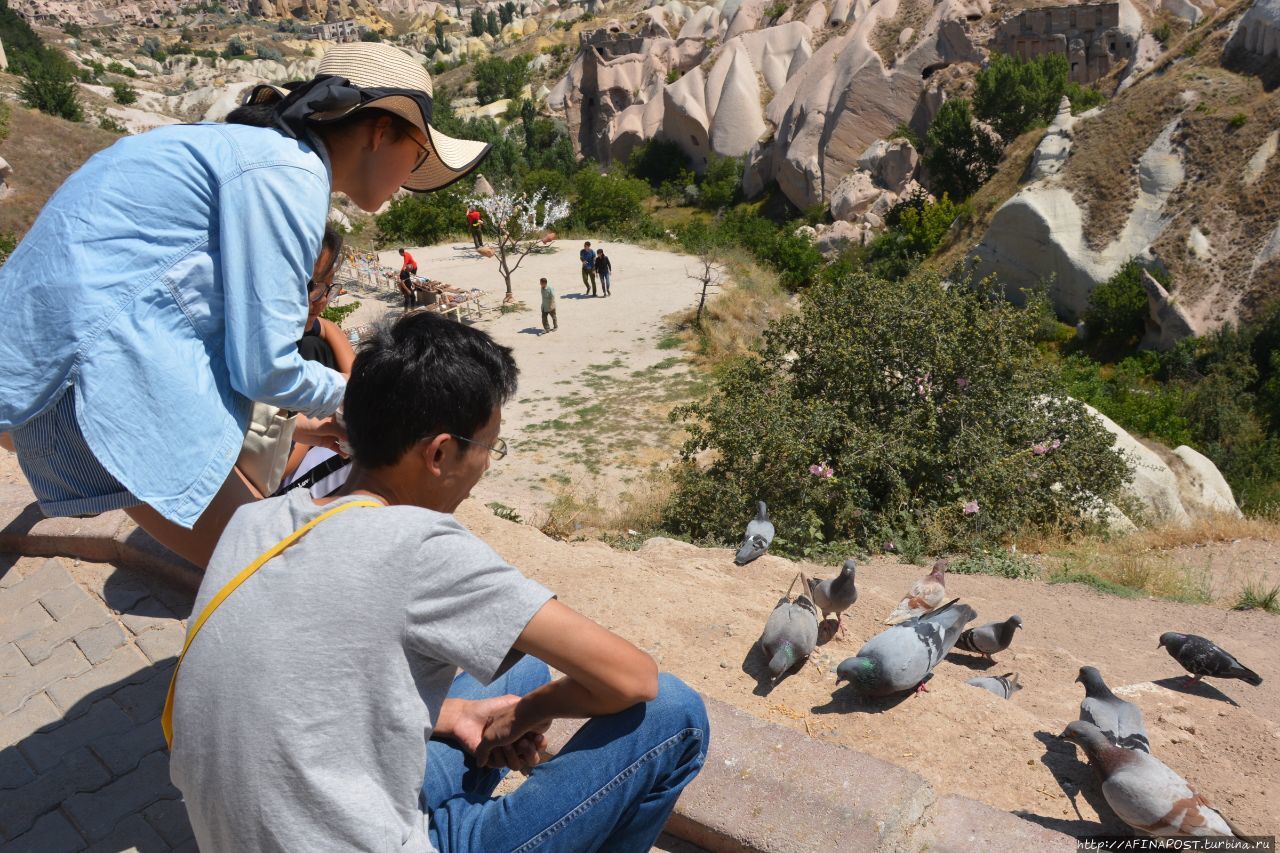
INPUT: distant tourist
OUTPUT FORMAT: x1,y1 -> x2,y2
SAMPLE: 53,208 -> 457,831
466,207 -> 484,248
297,227 -> 357,376
169,310 -> 709,853
398,247 -> 419,312
595,248 -> 612,297
0,42 -> 492,568
579,240 -> 597,296
540,277 -> 558,334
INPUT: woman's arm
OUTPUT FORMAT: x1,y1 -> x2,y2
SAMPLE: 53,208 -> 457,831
315,317 -> 356,376
474,600 -> 658,766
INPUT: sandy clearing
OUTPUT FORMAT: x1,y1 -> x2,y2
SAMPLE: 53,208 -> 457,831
331,239 -> 712,521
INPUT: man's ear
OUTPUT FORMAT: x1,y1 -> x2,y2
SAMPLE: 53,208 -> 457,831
417,434 -> 453,477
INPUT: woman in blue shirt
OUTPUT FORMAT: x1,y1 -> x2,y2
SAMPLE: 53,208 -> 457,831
0,43 -> 490,567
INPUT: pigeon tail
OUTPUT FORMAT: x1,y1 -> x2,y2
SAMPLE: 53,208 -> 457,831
1231,664 -> 1263,686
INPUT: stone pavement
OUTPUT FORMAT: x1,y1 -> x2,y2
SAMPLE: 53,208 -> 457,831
0,553 -> 194,852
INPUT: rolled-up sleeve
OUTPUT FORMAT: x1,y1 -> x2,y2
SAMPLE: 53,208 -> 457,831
218,163 -> 345,417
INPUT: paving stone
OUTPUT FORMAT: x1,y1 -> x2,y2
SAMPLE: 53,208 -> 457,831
0,600 -> 54,645
19,514 -> 126,565
70,563 -> 151,614
45,643 -> 148,716
134,622 -> 185,664
19,698 -> 133,774
15,600 -> 111,666
62,750 -> 178,843
110,664 -> 175,724
141,797 -> 193,846
0,642 -> 91,716
663,697 -> 935,853
0,558 -> 74,614
3,809 -> 85,853
81,812 -> 167,853
89,717 -> 167,776
0,744 -> 36,789
0,641 -> 29,677
0,693 -> 62,750
74,621 -> 128,666
38,582 -> 95,621
118,597 -> 177,637
0,747 -> 110,840
0,553 -> 25,588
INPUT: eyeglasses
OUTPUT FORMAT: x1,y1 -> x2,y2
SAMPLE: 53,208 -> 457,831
408,133 -> 431,173
307,279 -> 341,303
452,434 -> 508,460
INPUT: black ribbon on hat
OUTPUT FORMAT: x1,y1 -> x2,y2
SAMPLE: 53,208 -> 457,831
247,74 -> 435,142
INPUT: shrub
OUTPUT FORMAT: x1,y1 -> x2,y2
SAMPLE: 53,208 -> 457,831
0,232 -> 17,267
321,300 -> 361,327
360,29 -> 382,42
862,191 -> 970,280
222,36 -> 246,58
699,155 -> 742,211
0,99 -> 10,143
662,269 -> 1130,555
1229,112 -> 1248,129
111,81 -> 137,105
62,21 -> 83,37
20,63 -> 84,122
1082,259 -> 1157,358
1152,21 -> 1172,44
473,55 -> 530,105
973,52 -> 1069,142
256,44 -> 283,62
375,184 -> 469,245
626,138 -> 692,188
923,99 -> 1003,201
98,115 -> 127,134
569,169 -> 652,234
106,60 -> 138,77
1064,82 -> 1107,114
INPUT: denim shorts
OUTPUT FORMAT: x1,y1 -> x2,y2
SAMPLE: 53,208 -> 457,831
9,388 -> 142,517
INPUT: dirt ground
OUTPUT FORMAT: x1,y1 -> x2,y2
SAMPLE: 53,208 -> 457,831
457,505 -> 1280,838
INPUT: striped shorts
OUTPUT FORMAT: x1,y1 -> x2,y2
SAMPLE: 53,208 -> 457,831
9,389 -> 142,518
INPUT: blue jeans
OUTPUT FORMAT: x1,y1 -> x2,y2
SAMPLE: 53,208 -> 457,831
424,657 -> 709,853
599,272 -> 611,295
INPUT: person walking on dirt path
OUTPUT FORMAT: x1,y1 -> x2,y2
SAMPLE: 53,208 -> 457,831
579,241 -> 597,296
466,208 -> 483,249
539,278 -> 557,334
594,248 -> 612,297
398,248 -> 418,312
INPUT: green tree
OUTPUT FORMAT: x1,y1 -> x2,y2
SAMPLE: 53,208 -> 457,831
470,8 -> 485,37
499,2 -> 513,24
973,52 -> 1069,142
569,169 -> 651,233
360,29 -> 382,42
698,154 -> 742,210
625,138 -> 691,188
222,36 -> 246,58
473,55 -> 529,105
111,80 -> 138,105
862,191 -> 970,280
486,10 -> 500,36
1082,259 -> 1159,358
19,62 -> 84,122
663,270 -> 1130,555
923,98 -> 1003,201
375,184 -> 469,245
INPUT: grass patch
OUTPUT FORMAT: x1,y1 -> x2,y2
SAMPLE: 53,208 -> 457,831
1233,581 -> 1280,614
1039,546 -> 1213,603
949,550 -> 1040,580
1047,569 -> 1144,598
486,501 -> 524,524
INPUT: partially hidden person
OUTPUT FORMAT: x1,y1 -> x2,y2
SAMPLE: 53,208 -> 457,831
168,310 -> 709,852
595,247 -> 612,297
0,42 -> 491,568
466,207 -> 484,248
399,247 -> 419,312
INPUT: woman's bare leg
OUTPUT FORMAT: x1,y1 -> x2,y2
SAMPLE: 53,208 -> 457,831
124,467 -> 261,569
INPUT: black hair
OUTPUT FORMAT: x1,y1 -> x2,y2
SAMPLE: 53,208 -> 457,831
315,225 -> 345,282
224,101 -> 278,127
226,97 -> 414,141
344,311 -> 519,468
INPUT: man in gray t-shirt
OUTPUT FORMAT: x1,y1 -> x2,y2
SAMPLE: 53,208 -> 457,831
170,311 -> 708,853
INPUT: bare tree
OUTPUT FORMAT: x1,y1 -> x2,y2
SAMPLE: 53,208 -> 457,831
687,250 -> 725,327
467,187 -> 571,302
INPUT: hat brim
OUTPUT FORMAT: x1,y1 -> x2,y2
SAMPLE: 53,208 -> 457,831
243,85 -> 491,193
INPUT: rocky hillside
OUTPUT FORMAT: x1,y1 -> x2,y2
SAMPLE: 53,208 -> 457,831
548,0 -> 1279,335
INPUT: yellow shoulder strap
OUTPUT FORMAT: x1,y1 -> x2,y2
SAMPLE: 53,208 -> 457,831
162,499 -> 382,749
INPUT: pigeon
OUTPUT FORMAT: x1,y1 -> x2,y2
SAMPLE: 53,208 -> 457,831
836,598 -> 977,697
1077,666 -> 1150,753
965,672 -> 1022,699
758,589 -> 819,681
884,559 -> 948,625
955,615 -> 1022,660
733,501 -> 775,565
1059,721 -> 1241,838
1158,632 -> 1262,687
807,560 -> 858,636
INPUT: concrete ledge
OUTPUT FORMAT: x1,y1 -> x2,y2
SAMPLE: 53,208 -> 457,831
543,697 -> 1076,853
0,484 -> 200,592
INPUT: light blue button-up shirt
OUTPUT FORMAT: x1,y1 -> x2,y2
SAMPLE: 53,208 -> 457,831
0,122 -> 346,527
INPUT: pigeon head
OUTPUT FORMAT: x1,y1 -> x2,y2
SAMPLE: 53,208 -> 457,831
834,655 -> 879,689
841,559 -> 857,578
929,559 -> 948,580
1003,672 -> 1023,694
1007,615 -> 1023,630
1059,720 -> 1111,753
1158,632 -> 1185,651
1076,665 -> 1106,691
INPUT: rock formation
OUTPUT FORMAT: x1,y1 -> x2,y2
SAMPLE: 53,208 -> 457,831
1226,0 -> 1280,61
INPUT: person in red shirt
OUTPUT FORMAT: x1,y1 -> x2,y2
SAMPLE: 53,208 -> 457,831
398,248 -> 418,311
466,208 -> 483,248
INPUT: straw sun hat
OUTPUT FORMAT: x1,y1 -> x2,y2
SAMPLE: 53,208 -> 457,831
244,42 -> 491,192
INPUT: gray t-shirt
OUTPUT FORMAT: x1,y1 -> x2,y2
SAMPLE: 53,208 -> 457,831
169,491 -> 554,853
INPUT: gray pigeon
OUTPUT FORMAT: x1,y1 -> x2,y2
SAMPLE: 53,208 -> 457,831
955,615 -> 1022,660
807,560 -> 858,635
1077,666 -> 1150,753
758,590 -> 819,681
734,501 -> 775,565
1060,721 -> 1241,837
965,672 -> 1021,699
835,598 -> 977,697
1158,632 -> 1262,687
